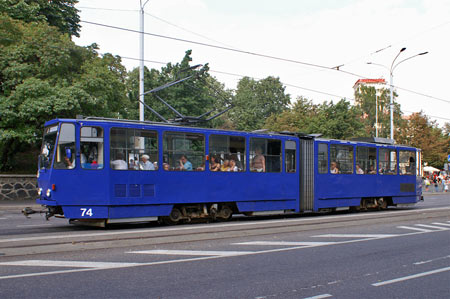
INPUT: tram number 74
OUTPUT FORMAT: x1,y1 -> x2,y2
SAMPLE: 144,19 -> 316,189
80,208 -> 93,217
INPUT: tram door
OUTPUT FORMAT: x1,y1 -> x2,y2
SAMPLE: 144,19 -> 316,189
299,138 -> 315,212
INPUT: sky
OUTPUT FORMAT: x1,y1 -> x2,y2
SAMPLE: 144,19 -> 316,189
74,0 -> 450,128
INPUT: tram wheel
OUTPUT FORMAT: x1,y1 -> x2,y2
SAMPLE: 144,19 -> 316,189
219,205 -> 233,220
163,208 -> 182,225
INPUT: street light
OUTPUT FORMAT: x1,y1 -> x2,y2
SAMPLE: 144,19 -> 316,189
367,48 -> 428,140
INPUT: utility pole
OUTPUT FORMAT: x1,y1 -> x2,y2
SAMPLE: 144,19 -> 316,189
139,1 -> 149,122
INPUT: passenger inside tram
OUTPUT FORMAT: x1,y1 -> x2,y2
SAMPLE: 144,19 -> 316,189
330,161 -> 339,174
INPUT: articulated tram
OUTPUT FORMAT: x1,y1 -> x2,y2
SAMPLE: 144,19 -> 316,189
32,117 -> 422,226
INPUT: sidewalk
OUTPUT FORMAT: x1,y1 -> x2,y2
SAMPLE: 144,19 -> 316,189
0,199 -> 41,211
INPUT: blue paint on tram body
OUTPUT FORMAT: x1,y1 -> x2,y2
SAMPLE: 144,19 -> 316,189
35,118 -> 422,225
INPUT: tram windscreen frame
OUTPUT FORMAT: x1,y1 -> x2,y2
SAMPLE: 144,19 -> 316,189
39,125 -> 58,169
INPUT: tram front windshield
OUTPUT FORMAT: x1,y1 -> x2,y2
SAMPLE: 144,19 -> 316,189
40,125 -> 58,169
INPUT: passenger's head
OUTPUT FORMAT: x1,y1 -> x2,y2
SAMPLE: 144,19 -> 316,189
331,162 -> 337,169
180,155 -> 188,163
230,159 -> 236,167
141,154 -> 149,162
163,163 -> 169,170
116,152 -> 124,160
223,159 -> 230,166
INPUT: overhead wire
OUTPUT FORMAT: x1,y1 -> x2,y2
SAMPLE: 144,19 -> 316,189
80,20 -> 364,79
77,6 -> 139,12
144,12 -> 240,50
110,54 -> 450,123
79,14 -> 449,121
117,56 -> 350,100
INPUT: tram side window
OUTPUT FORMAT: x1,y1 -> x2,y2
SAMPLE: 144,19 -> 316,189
54,123 -> 76,169
399,150 -> 416,175
250,138 -> 281,173
110,128 -> 158,171
209,135 -> 246,172
330,144 -> 353,174
163,132 -> 204,171
356,147 -> 377,174
318,143 -> 328,174
379,148 -> 397,175
80,126 -> 104,169
285,140 -> 296,173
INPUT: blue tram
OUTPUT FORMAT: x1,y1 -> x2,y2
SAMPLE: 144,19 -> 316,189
34,117 -> 422,226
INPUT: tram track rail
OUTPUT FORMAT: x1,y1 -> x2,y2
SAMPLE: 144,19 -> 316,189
1,206 -> 449,258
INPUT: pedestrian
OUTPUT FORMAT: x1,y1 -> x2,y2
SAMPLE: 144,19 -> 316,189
444,177 -> 449,192
433,176 -> 438,192
424,177 -> 430,191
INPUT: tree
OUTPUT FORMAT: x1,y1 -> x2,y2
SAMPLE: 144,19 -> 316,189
397,112 -> 449,168
354,85 -> 402,138
0,0 -> 81,37
264,96 -> 317,133
264,97 -> 365,139
231,76 -> 290,131
0,15 -> 129,171
126,50 -> 232,124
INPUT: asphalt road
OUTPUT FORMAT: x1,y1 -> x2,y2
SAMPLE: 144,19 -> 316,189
0,194 -> 449,299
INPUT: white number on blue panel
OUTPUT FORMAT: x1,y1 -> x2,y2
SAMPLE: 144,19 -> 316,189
80,208 -> 93,217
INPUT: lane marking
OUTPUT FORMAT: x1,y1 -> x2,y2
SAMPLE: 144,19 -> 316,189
0,255 -> 227,280
0,225 -> 448,281
313,234 -> 398,238
128,250 -> 254,256
431,222 -> 450,227
0,260 -> 140,269
303,295 -> 332,299
414,224 -> 449,230
233,241 -> 336,246
1,206 -> 449,243
0,217 -> 8,220
413,255 -> 450,265
397,226 -> 433,232
372,266 -> 450,286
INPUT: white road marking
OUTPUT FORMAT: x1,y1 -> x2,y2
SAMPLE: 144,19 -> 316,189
431,222 -> 450,227
0,217 -> 8,220
233,241 -> 336,246
312,234 -> 398,238
0,260 -> 140,268
0,221 -> 448,281
128,250 -> 254,256
397,226 -> 433,232
1,206 -> 448,243
303,294 -> 332,299
372,266 -> 450,286
414,224 -> 449,230
413,255 -> 450,265
0,255 -> 226,280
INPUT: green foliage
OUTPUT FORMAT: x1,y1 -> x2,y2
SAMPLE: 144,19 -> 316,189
0,15 -> 129,171
0,0 -> 80,37
230,76 -> 290,131
354,85 -> 402,138
126,50 -> 232,124
397,112 -> 450,168
264,97 -> 365,139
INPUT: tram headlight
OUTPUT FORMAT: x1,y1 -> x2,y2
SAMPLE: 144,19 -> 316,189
46,189 -> 51,198
37,188 -> 42,196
